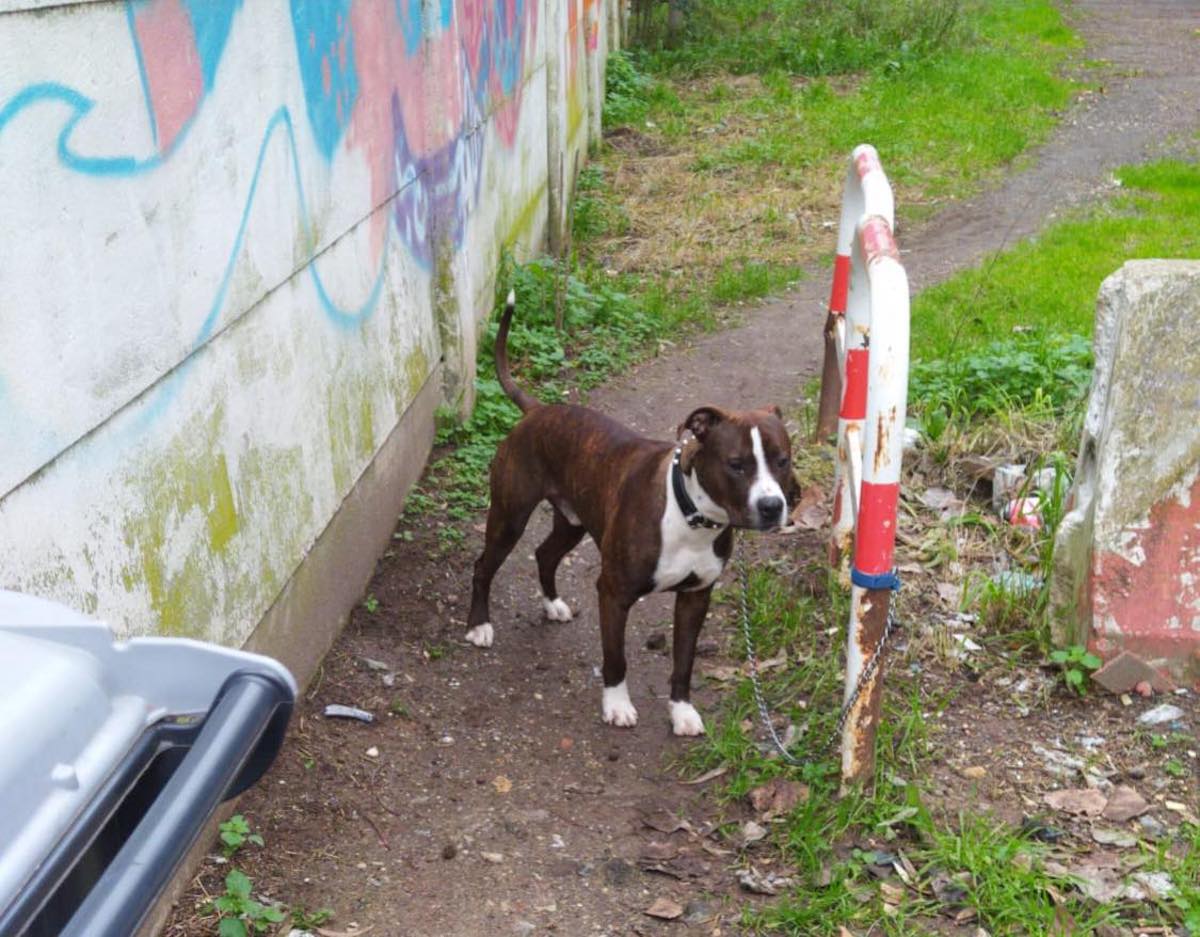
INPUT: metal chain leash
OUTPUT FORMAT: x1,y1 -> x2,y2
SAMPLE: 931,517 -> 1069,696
736,547 -> 899,760
737,550 -> 803,765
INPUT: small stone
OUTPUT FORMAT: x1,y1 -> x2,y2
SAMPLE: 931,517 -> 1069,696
683,899 -> 714,924
644,897 -> 684,920
1091,827 -> 1138,848
1102,785 -> 1149,822
603,858 -> 635,887
442,842 -> 458,860
514,921 -> 536,937
607,750 -> 620,762
559,736 -> 574,751
696,638 -> 721,657
959,766 -> 988,780
645,631 -> 668,651
1138,814 -> 1168,839
481,852 -> 504,864
1091,651 -> 1173,695
365,746 -> 379,759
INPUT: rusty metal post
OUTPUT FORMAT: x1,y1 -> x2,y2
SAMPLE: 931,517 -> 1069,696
841,585 -> 892,783
839,214 -> 909,788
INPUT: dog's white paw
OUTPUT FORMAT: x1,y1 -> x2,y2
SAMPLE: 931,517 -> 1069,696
669,700 -> 706,737
464,623 -> 494,647
542,596 -> 574,622
602,681 -> 639,728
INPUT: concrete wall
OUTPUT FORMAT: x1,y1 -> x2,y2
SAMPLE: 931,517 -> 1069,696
1051,260 -> 1200,684
0,0 -> 618,678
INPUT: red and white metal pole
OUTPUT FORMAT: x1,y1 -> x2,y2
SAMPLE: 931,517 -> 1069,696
815,145 -> 909,786
826,146 -> 895,573
840,214 -> 909,786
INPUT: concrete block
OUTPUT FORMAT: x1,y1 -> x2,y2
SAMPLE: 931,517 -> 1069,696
1051,261 -> 1200,684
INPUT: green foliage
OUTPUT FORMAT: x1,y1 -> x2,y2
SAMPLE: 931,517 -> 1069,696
640,0 -> 973,77
291,906 -> 335,929
362,593 -> 380,614
604,49 -> 654,126
910,333 -> 1092,427
207,869 -> 286,937
218,814 -> 263,860
1048,644 -> 1102,694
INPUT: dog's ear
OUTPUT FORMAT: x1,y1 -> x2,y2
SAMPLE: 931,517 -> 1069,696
678,406 -> 728,442
759,404 -> 783,420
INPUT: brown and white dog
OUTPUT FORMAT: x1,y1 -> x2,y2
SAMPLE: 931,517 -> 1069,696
465,292 -> 797,736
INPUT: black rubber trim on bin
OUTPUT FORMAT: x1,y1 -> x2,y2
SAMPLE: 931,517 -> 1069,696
0,721 -> 199,937
56,669 -> 294,937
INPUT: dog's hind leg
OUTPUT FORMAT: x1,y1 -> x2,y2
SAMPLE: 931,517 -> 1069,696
466,463 -> 538,647
535,506 -> 586,622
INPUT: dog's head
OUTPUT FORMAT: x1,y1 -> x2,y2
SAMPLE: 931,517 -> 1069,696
677,405 -> 799,530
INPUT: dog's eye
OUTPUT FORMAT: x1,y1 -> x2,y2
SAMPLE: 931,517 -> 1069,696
776,455 -> 790,469
727,458 -> 745,474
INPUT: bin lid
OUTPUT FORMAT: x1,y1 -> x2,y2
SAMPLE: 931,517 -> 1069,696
0,591 -> 296,916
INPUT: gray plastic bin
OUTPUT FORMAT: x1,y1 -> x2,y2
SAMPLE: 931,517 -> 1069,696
0,591 -> 296,937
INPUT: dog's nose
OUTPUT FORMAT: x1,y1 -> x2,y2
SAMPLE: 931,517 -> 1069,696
756,496 -> 784,522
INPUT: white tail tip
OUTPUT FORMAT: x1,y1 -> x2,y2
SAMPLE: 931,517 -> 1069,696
506,289 -> 515,306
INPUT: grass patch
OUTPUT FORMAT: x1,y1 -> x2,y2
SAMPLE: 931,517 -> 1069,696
582,0 -> 1077,300
692,561 -> 1198,935
911,160 -> 1200,363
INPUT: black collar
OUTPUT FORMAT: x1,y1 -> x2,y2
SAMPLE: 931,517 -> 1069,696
671,448 -> 727,530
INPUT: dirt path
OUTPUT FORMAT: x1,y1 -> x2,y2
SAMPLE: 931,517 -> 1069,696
167,5 -> 1200,935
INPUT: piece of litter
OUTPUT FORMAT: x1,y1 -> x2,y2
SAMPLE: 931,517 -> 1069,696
481,852 -> 504,864
1137,704 -> 1185,725
737,868 -> 796,895
360,657 -> 390,671
741,820 -> 768,845
324,704 -> 374,723
365,746 -> 379,759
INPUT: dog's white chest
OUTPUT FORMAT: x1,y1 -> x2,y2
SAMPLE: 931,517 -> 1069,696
652,469 -> 726,592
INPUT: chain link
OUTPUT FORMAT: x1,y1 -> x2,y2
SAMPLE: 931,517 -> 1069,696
736,547 -> 898,759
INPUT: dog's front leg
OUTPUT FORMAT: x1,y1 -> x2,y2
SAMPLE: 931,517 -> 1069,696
597,581 -> 638,727
668,588 -> 712,736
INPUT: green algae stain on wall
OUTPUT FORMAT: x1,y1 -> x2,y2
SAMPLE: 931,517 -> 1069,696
120,406 -> 242,638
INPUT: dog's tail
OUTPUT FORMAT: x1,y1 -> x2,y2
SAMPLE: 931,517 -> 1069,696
495,290 -> 538,413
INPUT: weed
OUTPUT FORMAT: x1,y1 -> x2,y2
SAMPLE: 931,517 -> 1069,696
291,907 -> 335,929
604,49 -> 654,126
910,333 -> 1092,426
217,815 -> 263,860
389,699 -> 411,718
362,594 -> 380,614
1048,644 -> 1102,694
424,643 -> 448,661
206,869 -> 286,937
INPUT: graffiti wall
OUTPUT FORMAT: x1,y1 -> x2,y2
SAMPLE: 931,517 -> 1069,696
0,0 -> 616,661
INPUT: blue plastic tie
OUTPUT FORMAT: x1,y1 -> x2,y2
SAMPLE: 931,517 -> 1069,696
850,567 -> 901,591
